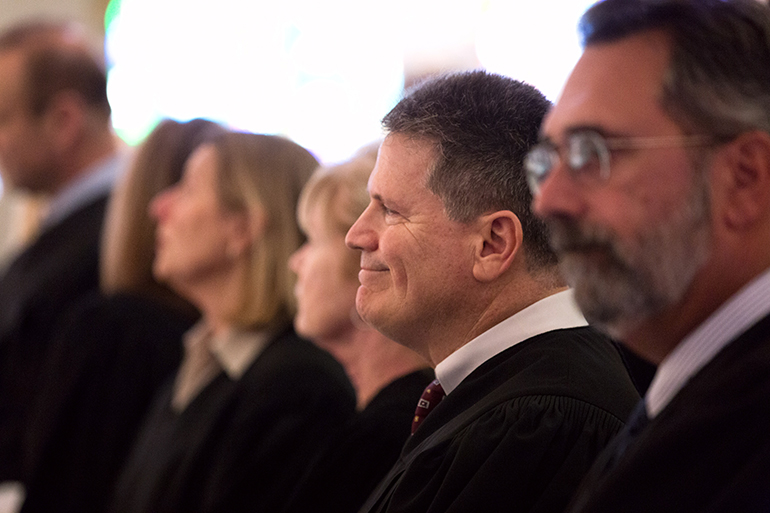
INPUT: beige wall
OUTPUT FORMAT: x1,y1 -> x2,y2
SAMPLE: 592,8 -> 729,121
0,0 -> 108,38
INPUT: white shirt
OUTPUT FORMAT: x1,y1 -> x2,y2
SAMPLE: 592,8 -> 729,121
646,266 -> 770,418
172,321 -> 271,411
435,289 -> 588,395
41,153 -> 125,230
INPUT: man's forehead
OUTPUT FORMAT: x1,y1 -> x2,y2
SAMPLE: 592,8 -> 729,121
0,51 -> 29,113
367,134 -> 433,195
543,30 -> 673,139
0,50 -> 24,83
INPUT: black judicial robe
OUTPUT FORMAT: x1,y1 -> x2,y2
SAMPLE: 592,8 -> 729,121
360,327 -> 640,513
0,195 -> 107,480
283,368 -> 434,513
567,312 -> 770,513
19,292 -> 193,513
109,327 -> 356,513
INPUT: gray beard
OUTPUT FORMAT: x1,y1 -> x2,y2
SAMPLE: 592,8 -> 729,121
547,177 -> 712,340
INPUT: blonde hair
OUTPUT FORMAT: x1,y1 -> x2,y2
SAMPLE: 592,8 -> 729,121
101,118 -> 225,312
296,141 -> 379,279
212,132 -> 319,329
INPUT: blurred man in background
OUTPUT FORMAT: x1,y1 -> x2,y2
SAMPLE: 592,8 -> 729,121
0,20 -> 123,487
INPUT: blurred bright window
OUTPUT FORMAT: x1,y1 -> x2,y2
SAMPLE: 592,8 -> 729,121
104,0 -> 594,164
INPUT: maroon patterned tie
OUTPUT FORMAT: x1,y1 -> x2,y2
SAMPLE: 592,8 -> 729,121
411,379 -> 446,435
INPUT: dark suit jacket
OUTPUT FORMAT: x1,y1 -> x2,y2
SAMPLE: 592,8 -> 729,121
567,312 -> 770,513
19,292 -> 193,513
0,195 -> 107,480
109,326 -> 356,513
361,327 -> 640,513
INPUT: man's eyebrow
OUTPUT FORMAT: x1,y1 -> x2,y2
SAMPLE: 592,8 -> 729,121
371,192 -> 408,213
369,192 -> 390,208
564,124 -> 614,137
540,124 -> 623,142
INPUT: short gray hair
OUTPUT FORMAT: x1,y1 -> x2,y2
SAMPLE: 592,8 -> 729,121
382,70 -> 557,271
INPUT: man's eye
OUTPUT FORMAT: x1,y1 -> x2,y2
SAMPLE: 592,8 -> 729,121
568,137 -> 595,170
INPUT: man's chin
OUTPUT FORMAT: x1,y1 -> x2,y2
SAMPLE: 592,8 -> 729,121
567,270 -> 652,340
355,290 -> 379,326
356,293 -> 400,338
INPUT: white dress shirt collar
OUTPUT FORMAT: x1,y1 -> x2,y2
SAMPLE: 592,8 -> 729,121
172,321 -> 272,412
435,289 -> 588,395
646,266 -> 770,418
184,321 -> 271,380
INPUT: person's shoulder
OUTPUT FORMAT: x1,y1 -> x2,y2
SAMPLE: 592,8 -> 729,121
242,327 -> 355,403
355,369 -> 433,435
509,326 -> 637,388
446,326 -> 639,430
0,193 -> 106,306
258,327 -> 341,372
38,192 -> 108,240
366,369 -> 434,413
57,292 -> 192,338
471,325 -> 624,385
397,391 -> 630,513
101,293 -> 195,327
524,324 -> 613,350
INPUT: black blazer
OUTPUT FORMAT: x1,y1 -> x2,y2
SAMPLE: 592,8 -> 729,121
0,195 -> 107,480
19,292 -> 193,513
283,368 -> 434,513
110,326 -> 356,513
567,312 -> 770,513
361,327 -> 640,513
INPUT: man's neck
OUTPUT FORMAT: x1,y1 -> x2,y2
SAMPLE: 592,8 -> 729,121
51,128 -> 117,195
433,287 -> 586,395
427,278 -> 569,367
625,246 -> 770,364
348,329 -> 428,410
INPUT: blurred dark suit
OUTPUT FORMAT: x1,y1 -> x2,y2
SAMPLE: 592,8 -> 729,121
110,327 -> 356,513
19,292 -> 192,513
0,194 -> 106,480
567,313 -> 770,513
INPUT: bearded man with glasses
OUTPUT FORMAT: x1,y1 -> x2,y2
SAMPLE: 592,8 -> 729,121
531,0 -> 770,511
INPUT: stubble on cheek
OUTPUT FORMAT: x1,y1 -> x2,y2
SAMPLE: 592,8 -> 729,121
546,218 -> 651,332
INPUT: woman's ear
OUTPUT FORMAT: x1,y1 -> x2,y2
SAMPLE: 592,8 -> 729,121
226,208 -> 265,260
472,211 -> 523,282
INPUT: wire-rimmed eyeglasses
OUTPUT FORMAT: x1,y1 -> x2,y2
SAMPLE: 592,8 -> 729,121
524,130 -> 717,196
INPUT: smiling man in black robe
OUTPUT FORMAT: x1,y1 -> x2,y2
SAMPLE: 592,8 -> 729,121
346,70 -> 640,513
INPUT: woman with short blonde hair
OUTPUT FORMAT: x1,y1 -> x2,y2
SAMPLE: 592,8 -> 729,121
285,142 -> 431,513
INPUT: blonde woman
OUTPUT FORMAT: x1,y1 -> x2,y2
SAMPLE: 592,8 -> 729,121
110,133 -> 355,513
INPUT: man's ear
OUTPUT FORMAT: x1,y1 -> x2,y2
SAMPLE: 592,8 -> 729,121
713,130 -> 770,230
472,210 -> 522,282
